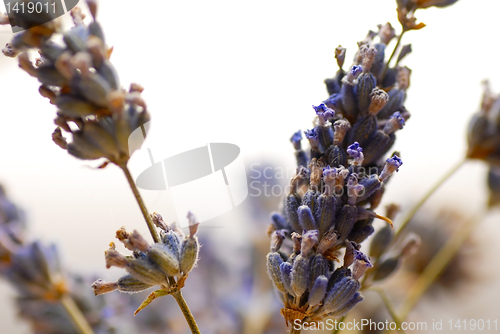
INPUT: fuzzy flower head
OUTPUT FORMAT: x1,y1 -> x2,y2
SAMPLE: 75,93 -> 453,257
290,130 -> 303,150
313,103 -> 335,125
347,142 -> 365,166
383,111 -> 406,134
380,155 -> 403,182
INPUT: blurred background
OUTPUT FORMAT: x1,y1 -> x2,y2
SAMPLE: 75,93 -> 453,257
1,0 -> 499,333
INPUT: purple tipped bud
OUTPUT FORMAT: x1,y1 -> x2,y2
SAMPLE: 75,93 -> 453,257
347,142 -> 364,166
301,230 -> 319,256
383,111 -> 405,134
290,130 -> 302,150
343,65 -> 363,84
352,250 -> 372,280
347,174 -> 364,205
304,128 -> 319,150
323,165 -> 349,196
379,155 -> 403,182
333,119 -> 351,145
313,103 -> 335,125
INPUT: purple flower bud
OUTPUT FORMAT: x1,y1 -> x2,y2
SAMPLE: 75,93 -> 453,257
323,165 -> 349,196
290,130 -> 302,150
379,155 -> 403,182
347,174 -> 364,205
347,142 -> 364,166
304,128 -> 319,150
344,65 -> 363,84
352,250 -> 372,280
383,111 -> 405,134
313,103 -> 335,125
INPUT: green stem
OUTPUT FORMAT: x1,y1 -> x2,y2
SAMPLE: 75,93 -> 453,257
119,163 -> 161,243
371,288 -> 405,334
398,213 -> 483,322
395,158 -> 466,240
61,294 -> 95,334
332,315 -> 346,334
172,291 -> 201,334
380,30 -> 405,81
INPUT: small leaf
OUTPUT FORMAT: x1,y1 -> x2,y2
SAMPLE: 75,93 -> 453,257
134,289 -> 170,315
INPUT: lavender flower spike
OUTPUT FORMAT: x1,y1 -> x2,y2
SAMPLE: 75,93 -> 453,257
380,155 -> 403,182
313,103 -> 335,125
347,142 -> 365,166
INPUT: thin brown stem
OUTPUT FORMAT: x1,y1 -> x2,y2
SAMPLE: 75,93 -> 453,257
172,291 -> 201,334
61,294 -> 95,334
119,163 -> 161,243
394,158 -> 466,241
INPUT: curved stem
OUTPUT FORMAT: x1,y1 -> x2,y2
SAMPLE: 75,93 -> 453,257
397,213 -> 483,322
395,158 -> 466,240
61,294 -> 95,334
119,163 -> 161,243
171,291 -> 201,334
370,288 -> 405,334
332,315 -> 346,334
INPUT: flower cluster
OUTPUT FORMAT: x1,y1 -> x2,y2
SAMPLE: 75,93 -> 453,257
467,81 -> 500,207
268,25 -> 411,327
2,1 -> 148,166
92,212 -> 200,314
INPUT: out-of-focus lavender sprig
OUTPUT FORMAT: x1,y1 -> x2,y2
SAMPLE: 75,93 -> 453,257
467,81 -> 500,207
0,185 -> 105,334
